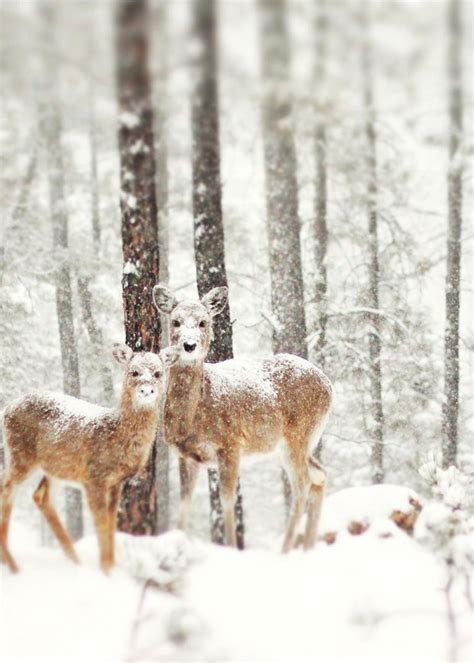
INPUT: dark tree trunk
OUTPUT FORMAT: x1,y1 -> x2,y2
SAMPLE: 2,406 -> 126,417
442,0 -> 463,469
313,1 -> 328,369
115,0 -> 161,534
258,0 -> 308,359
190,0 -> 244,549
39,2 -> 83,541
152,0 -> 170,534
361,6 -> 384,484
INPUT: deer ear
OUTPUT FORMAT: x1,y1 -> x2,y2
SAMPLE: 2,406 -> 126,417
112,343 -> 133,365
201,286 -> 228,317
160,345 -> 180,368
153,284 -> 178,314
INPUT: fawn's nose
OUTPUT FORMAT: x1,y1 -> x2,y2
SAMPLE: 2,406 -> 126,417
184,342 -> 197,353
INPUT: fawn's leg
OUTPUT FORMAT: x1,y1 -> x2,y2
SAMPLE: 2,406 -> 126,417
178,457 -> 199,530
217,450 -> 239,548
303,458 -> 326,550
0,476 -> 20,572
33,476 -> 80,564
106,483 -> 122,570
86,485 -> 112,573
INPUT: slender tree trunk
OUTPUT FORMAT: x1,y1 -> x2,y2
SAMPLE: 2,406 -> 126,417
152,0 -> 170,534
39,2 -> 83,541
442,0 -> 463,469
258,0 -> 308,359
115,0 -> 161,534
258,0 -> 307,510
313,1 -> 328,369
190,0 -> 244,549
361,5 -> 384,484
89,80 -> 101,252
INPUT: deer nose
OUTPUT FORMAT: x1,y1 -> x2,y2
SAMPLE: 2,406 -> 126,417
184,342 -> 197,353
139,385 -> 155,397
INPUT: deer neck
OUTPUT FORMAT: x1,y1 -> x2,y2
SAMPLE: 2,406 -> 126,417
118,391 -> 160,446
165,361 -> 204,441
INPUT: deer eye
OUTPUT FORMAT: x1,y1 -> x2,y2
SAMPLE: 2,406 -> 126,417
199,320 -> 206,328
131,370 -> 140,377
153,371 -> 161,379
173,320 -> 181,328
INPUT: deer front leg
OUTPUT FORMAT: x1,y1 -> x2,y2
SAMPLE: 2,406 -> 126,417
217,450 -> 239,548
86,485 -> 112,574
178,456 -> 200,530
106,483 -> 122,570
0,476 -> 20,573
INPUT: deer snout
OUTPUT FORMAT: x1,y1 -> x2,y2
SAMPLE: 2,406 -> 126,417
183,342 -> 197,353
138,384 -> 156,398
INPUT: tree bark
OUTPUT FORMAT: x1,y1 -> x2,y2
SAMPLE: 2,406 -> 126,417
115,0 -> 161,534
258,0 -> 308,359
39,1 -> 83,540
190,0 -> 244,549
442,0 -> 463,469
361,5 -> 384,484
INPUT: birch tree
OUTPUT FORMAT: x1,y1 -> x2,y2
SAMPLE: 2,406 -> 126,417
190,0 -> 244,548
115,0 -> 161,534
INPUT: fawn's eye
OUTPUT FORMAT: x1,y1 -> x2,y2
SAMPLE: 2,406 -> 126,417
173,320 -> 181,328
131,370 -> 140,377
153,371 -> 161,379
199,320 -> 206,328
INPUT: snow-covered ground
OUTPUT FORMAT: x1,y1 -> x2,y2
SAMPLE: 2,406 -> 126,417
1,515 -> 472,663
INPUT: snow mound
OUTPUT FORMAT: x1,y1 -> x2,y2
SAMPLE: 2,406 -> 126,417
320,484 -> 423,539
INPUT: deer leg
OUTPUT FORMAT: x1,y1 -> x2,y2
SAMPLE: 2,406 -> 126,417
0,476 -> 20,572
281,443 -> 310,554
217,451 -> 239,548
303,458 -> 326,550
86,485 -> 112,573
106,483 -> 122,570
33,476 -> 80,564
178,457 -> 199,530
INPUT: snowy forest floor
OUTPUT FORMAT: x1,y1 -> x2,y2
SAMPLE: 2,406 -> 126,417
1,521 -> 472,663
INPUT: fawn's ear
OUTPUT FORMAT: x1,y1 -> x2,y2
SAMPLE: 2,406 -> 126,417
153,284 -> 178,314
201,286 -> 228,317
112,343 -> 133,365
160,346 -> 180,368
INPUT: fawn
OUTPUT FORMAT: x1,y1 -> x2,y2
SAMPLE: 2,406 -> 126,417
153,284 -> 333,552
0,343 -> 179,573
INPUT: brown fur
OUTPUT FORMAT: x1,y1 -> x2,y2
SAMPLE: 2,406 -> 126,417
153,284 -> 333,552
0,345 -> 178,573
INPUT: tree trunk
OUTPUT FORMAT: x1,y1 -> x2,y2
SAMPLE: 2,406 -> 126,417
115,0 -> 161,534
361,5 -> 384,484
39,1 -> 83,541
258,0 -> 308,510
190,0 -> 244,549
152,0 -> 170,535
258,0 -> 308,359
442,0 -> 463,469
313,1 -> 328,369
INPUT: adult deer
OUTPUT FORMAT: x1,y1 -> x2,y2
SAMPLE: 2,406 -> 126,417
0,343 -> 179,573
153,284 -> 333,552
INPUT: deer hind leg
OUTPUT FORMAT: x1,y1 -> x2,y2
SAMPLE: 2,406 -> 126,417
217,450 -> 240,548
0,476 -> 20,572
281,440 -> 310,554
178,457 -> 200,530
303,457 -> 326,550
33,476 -> 80,564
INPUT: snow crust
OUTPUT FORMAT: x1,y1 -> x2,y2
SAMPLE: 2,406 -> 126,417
206,357 -> 276,401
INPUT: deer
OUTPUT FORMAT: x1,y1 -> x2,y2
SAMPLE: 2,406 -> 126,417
0,343 -> 179,574
153,284 -> 333,552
